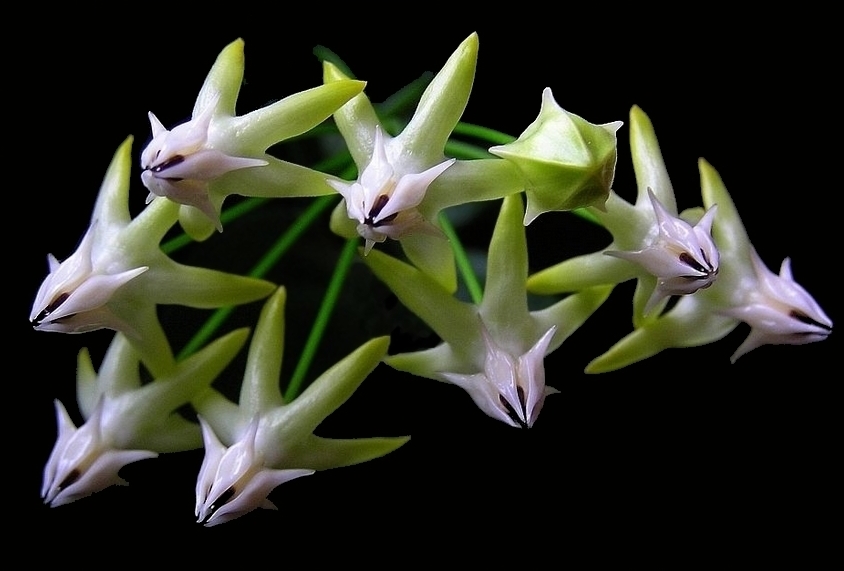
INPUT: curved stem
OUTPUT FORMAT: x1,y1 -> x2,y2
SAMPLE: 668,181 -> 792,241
176,194 -> 339,361
439,211 -> 483,305
283,236 -> 359,401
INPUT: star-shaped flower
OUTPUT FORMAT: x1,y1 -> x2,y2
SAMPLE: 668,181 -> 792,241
193,287 -> 409,526
30,137 -> 275,376
489,87 -> 623,224
42,328 -> 248,507
140,38 -> 365,239
364,193 -> 612,427
605,187 -> 719,315
721,247 -> 832,363
529,106 -> 831,371
325,33 -> 525,292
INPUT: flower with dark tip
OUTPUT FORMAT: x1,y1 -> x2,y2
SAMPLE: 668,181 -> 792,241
325,32 -> 524,292
42,328 -> 248,507
140,38 -> 366,239
30,137 -> 275,376
193,287 -> 408,526
364,193 -> 611,427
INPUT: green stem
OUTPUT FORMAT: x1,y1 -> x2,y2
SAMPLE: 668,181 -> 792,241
176,194 -> 338,361
439,212 -> 483,305
283,237 -> 359,401
453,122 -> 516,146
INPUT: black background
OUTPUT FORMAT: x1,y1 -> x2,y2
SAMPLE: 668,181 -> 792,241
15,11 -> 837,560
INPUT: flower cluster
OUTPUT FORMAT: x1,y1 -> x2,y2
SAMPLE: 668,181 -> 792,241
30,34 -> 831,527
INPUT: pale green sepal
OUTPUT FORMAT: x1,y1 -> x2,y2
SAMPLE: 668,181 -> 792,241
232,80 -> 366,155
699,157 -> 751,303
287,434 -> 410,472
270,336 -> 392,441
629,104 -> 677,212
77,329 -> 249,452
528,251 -> 636,295
489,87 -> 622,224
193,38 -> 245,120
222,158 -> 341,198
329,200 -> 361,239
400,232 -> 457,294
480,194 -> 532,345
240,287 -> 287,414
585,305 -> 738,373
323,61 -> 381,169
144,261 -> 275,308
421,158 -> 524,219
91,136 -> 134,229
363,249 -> 481,361
384,343 -> 466,381
398,33 -> 478,166
178,205 -> 217,242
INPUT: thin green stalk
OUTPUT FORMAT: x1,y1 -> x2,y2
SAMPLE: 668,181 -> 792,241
452,122 -> 516,146
176,194 -> 338,361
283,236 -> 359,402
439,212 -> 483,305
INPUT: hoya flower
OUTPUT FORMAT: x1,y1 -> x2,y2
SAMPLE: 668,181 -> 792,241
605,188 -> 719,314
529,106 -> 831,372
364,193 -> 611,427
325,32 -> 524,292
193,287 -> 408,526
327,124 -> 455,254
721,248 -> 832,362
42,328 -> 248,507
30,137 -> 275,377
489,87 -> 623,224
140,38 -> 365,239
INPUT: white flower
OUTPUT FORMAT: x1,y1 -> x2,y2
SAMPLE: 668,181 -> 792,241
141,97 -> 267,231
30,137 -> 275,376
365,194 -> 611,427
42,399 -> 158,508
327,125 -> 455,254
139,38 -> 365,238
42,328 -> 248,507
193,287 -> 409,526
325,33 -> 524,291
195,418 -> 313,527
722,248 -> 832,362
606,188 -> 720,314
441,323 -> 558,428
30,222 -> 148,334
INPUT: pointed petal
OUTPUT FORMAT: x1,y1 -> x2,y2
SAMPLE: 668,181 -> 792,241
240,287 -> 287,413
194,38 -> 245,119
91,136 -> 134,229
399,232 -> 457,294
287,434 -> 410,471
480,194 -> 531,341
265,337 -> 390,456
585,297 -> 738,373
323,61 -> 381,169
398,33 -> 478,166
233,80 -> 366,154
629,105 -> 676,211
364,249 -> 479,358
145,258 -> 275,308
